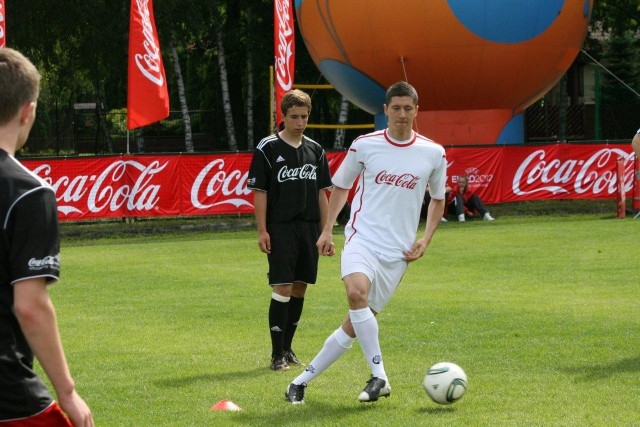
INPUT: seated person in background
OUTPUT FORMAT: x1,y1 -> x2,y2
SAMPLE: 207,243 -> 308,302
447,174 -> 494,222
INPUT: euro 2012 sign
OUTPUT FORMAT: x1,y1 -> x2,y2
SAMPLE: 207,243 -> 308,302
294,0 -> 592,145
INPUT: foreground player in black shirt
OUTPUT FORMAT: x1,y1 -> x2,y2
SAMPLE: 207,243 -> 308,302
0,48 -> 93,426
248,90 -> 333,371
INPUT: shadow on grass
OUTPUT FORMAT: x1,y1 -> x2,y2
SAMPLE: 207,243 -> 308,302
230,399 -> 397,426
417,405 -> 458,415
154,367 -> 269,388
564,356 -> 640,381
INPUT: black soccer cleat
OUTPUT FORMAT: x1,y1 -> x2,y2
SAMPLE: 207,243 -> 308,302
285,382 -> 306,404
270,356 -> 290,371
358,376 -> 391,402
285,349 -> 305,366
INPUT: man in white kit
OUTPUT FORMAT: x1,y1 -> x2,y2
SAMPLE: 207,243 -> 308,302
285,81 -> 447,404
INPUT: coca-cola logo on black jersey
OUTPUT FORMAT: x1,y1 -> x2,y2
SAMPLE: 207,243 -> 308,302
277,164 -> 317,182
28,254 -> 60,271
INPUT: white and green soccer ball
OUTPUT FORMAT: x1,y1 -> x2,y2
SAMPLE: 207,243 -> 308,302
423,362 -> 468,404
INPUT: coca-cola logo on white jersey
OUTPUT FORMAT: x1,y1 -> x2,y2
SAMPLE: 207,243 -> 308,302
33,160 -> 167,214
277,164 -> 317,182
513,148 -> 635,196
191,159 -> 252,209
375,171 -> 419,189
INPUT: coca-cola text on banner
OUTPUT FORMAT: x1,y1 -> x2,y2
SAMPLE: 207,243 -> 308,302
274,0 -> 295,131
127,0 -> 170,130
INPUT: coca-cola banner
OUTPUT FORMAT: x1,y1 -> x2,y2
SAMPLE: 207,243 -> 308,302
20,143 -> 635,222
127,0 -> 169,129
0,0 -> 6,48
446,144 -> 636,204
274,0 -> 294,130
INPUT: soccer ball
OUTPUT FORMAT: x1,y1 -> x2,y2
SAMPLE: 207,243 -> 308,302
423,362 -> 468,404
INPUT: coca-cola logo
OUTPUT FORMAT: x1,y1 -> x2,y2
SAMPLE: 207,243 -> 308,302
513,148 -> 635,196
275,0 -> 294,92
33,160 -> 166,214
277,164 -> 317,182
374,171 -> 419,189
28,254 -> 60,271
191,159 -> 252,209
133,0 -> 164,87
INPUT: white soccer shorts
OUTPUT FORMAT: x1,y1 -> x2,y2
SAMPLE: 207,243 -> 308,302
340,241 -> 408,313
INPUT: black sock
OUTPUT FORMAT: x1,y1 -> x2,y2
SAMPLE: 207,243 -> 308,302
283,296 -> 304,352
269,297 -> 289,358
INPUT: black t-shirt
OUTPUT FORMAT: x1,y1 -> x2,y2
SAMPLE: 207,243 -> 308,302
247,134 -> 332,224
0,149 -> 59,420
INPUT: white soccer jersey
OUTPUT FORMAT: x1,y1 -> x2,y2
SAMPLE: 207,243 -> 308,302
333,129 -> 447,258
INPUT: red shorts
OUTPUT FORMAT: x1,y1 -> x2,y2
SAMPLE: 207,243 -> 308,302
0,402 -> 72,426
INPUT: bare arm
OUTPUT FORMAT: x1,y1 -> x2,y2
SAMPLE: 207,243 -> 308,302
13,278 -> 93,427
318,189 -> 329,233
404,198 -> 445,262
317,186 -> 350,256
253,190 -> 270,254
632,132 -> 640,158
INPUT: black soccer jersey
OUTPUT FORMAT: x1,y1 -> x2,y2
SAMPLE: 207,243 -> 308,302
0,149 -> 58,420
247,134 -> 332,224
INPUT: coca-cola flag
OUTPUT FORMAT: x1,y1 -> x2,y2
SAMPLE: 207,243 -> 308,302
127,0 -> 169,130
0,0 -> 6,48
274,0 -> 295,131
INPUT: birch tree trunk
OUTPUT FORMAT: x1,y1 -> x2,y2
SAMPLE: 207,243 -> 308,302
170,42 -> 194,153
135,128 -> 144,153
334,96 -> 350,149
97,101 -> 114,153
216,26 -> 238,151
246,48 -> 255,151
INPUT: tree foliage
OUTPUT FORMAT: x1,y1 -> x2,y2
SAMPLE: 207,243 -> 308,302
6,1 -> 638,153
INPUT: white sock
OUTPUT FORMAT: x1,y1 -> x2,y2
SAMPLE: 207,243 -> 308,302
350,308 -> 386,381
292,327 -> 354,385
458,214 -> 465,222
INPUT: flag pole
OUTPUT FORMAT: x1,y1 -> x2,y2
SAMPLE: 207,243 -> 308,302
270,65 -> 275,133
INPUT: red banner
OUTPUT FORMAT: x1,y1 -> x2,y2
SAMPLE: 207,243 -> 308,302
127,0 -> 169,130
446,144 -> 636,204
0,0 -> 6,47
274,0 -> 295,130
20,144 -> 636,222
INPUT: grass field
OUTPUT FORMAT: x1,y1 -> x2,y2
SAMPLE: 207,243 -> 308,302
48,208 -> 640,426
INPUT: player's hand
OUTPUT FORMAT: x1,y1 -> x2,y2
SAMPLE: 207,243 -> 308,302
317,231 -> 335,256
403,239 -> 427,262
58,390 -> 94,427
258,231 -> 271,254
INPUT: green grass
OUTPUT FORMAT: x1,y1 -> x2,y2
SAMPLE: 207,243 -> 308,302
47,211 -> 640,426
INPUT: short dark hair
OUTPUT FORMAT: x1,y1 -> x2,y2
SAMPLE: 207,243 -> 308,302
281,89 -> 312,116
0,48 -> 41,125
385,81 -> 418,106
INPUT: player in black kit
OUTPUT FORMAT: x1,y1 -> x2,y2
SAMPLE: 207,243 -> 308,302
248,89 -> 333,371
0,48 -> 93,426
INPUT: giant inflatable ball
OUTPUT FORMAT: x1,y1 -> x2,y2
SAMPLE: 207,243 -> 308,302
294,0 -> 592,144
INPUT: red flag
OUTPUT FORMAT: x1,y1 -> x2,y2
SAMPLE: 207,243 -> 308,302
0,0 -> 6,48
274,0 -> 295,131
127,0 -> 169,130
